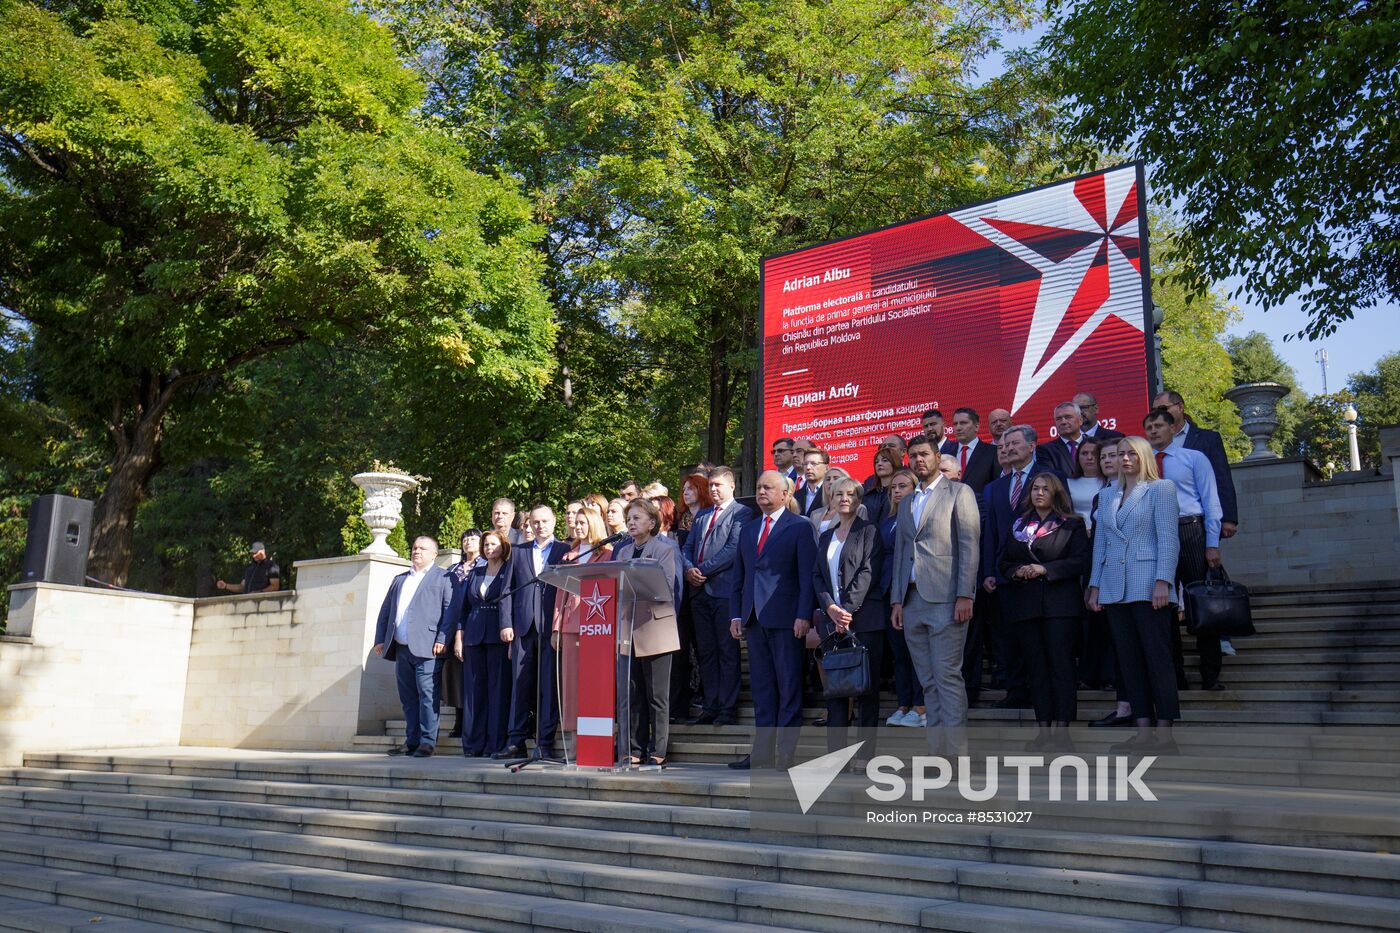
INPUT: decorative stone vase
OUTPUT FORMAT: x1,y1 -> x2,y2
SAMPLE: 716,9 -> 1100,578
1223,382 -> 1290,461
352,471 -> 419,555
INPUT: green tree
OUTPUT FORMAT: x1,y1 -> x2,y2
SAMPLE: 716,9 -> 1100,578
375,0 -> 1070,483
1044,0 -> 1400,338
0,0 -> 555,585
1152,229 -> 1243,456
1225,331 -> 1305,456
1294,390 -> 1358,474
1347,351 -> 1400,467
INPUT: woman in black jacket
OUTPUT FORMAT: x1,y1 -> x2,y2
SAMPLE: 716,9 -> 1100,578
454,531 -> 514,757
998,472 -> 1091,749
814,478 -> 885,768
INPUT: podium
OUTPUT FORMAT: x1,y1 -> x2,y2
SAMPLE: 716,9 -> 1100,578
538,558 -> 674,769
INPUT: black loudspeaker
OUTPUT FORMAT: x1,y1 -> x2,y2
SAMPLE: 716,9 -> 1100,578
21,494 -> 94,586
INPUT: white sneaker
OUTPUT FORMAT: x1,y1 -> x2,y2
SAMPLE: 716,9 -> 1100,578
1220,639 -> 1237,656
886,709 -> 910,727
913,712 -> 927,727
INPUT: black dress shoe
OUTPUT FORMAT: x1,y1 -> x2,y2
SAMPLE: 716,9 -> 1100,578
492,744 -> 526,760
1204,682 -> 1225,692
687,712 -> 718,726
411,745 -> 435,758
728,755 -> 751,770
714,714 -> 737,727
1089,712 -> 1134,727
386,743 -> 416,756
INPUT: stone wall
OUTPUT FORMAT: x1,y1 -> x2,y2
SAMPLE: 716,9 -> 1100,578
0,584 -> 193,766
1221,425 -> 1400,588
179,553 -> 407,750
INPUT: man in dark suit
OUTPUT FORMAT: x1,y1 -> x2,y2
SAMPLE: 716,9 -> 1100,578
795,448 -> 830,516
683,466 -> 753,725
373,536 -> 456,757
495,505 -> 572,759
728,471 -> 816,769
939,407 -> 998,496
1036,401 -> 1090,476
981,425 -> 1064,708
1075,392 -> 1125,442
1155,390 -> 1239,540
988,408 -> 1012,445
771,437 -> 797,484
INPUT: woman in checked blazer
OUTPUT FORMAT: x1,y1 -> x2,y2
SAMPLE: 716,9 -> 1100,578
1087,436 -> 1180,753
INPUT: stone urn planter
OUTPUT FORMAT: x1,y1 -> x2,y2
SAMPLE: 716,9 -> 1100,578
352,471 -> 420,555
1223,382 -> 1290,461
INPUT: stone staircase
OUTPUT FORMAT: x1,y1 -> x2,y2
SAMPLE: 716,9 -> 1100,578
0,582 -> 1397,931
0,747 -> 1398,932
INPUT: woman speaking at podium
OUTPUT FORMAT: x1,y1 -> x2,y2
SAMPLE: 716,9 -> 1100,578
611,497 -> 684,768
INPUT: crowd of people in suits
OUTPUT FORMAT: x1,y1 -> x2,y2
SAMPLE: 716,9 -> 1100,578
371,388 -> 1238,764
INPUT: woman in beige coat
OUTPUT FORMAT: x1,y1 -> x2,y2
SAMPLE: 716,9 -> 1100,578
611,497 -> 683,767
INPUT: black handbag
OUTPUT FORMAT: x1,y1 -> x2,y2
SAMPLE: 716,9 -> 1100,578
1183,565 -> 1255,637
817,630 -> 871,699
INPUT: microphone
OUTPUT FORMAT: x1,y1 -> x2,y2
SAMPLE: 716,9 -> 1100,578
558,531 -> 629,566
597,531 -> 629,548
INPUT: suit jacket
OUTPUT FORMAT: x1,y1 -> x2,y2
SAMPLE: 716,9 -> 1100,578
892,479 -> 981,604
795,482 -> 825,516
612,535 -> 682,657
681,501 -> 753,597
508,539 -> 572,634
1088,480 -> 1181,604
1179,421 -> 1238,524
1083,423 -> 1125,442
1035,437 -> 1087,477
814,518 -> 885,634
458,563 -> 513,647
997,515 -> 1092,623
941,439 -> 999,495
729,508 -> 817,629
373,567 -> 455,660
981,458 -> 1064,583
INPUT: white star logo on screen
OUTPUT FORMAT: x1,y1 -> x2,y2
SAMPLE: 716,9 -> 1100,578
951,166 -> 1144,414
581,583 -> 612,621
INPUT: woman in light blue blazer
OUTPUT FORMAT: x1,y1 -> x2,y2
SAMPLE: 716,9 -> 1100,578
1087,436 -> 1180,752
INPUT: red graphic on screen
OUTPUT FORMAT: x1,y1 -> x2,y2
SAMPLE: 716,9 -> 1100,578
760,165 -> 1151,474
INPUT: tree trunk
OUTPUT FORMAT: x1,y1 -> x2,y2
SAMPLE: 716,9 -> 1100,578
87,389 -> 172,587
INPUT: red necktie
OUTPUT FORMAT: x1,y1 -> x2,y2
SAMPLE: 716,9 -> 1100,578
960,445 -> 969,473
1155,450 -> 1166,475
756,516 -> 773,555
1010,470 -> 1024,506
794,474 -> 804,492
697,507 -> 720,561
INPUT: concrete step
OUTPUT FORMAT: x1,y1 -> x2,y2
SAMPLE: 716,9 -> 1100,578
0,860 -> 476,932
0,827 -> 1190,933
0,890 -> 174,933
0,833 -> 813,933
23,751 -> 1400,852
14,761 -> 1400,896
5,786 -> 1400,933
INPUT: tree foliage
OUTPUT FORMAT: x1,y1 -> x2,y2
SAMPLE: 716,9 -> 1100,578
0,0 -> 555,583
1044,0 -> 1400,338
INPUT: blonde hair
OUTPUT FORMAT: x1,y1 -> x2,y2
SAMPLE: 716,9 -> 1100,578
1116,436 -> 1160,485
822,467 -> 852,507
574,509 -> 608,546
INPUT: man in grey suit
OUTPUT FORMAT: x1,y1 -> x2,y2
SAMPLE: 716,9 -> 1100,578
682,466 -> 752,725
373,536 -> 456,757
891,434 -> 982,758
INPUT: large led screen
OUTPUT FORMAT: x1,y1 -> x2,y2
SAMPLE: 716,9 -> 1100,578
760,164 -> 1154,472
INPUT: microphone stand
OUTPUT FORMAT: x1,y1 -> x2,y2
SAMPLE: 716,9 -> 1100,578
496,533 -> 626,773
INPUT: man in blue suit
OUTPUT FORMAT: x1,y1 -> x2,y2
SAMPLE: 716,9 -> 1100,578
373,536 -> 456,757
683,466 -> 752,725
495,505 -> 572,759
1156,390 -> 1239,539
981,424 -> 1064,709
727,471 -> 816,769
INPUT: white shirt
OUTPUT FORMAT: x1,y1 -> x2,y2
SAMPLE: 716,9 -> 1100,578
532,539 -> 551,575
394,567 -> 429,644
825,533 -> 845,603
477,571 -> 497,600
909,475 -> 943,525
1068,476 -> 1105,529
